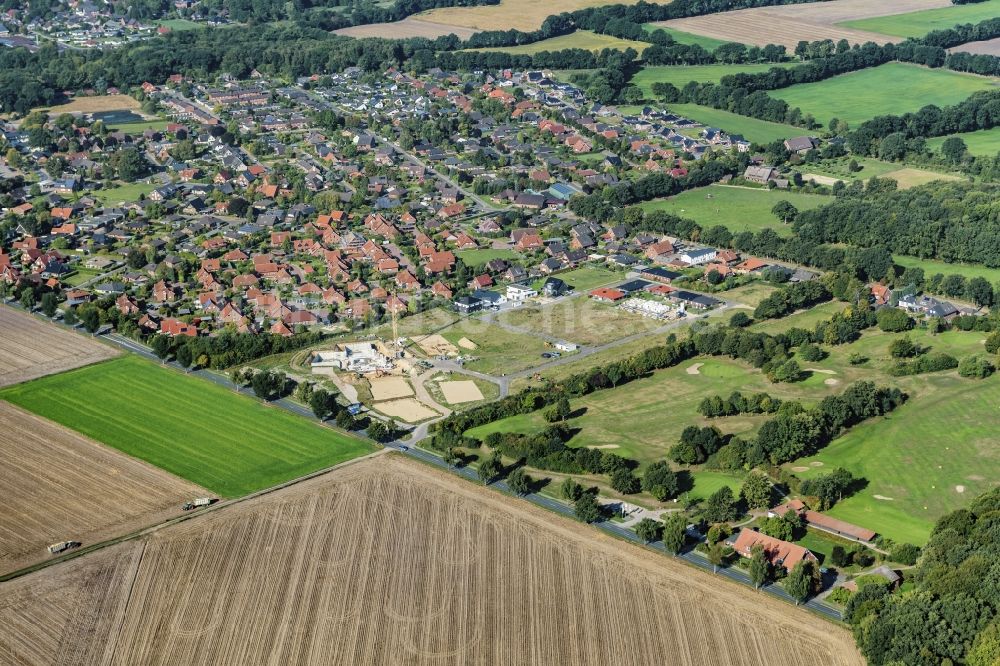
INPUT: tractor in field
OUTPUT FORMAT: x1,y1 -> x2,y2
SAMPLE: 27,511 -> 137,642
183,497 -> 218,511
48,541 -> 81,555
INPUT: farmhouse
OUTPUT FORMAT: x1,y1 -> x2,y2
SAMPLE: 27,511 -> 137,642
743,166 -> 779,184
309,342 -> 393,373
730,528 -> 818,573
770,500 -> 876,543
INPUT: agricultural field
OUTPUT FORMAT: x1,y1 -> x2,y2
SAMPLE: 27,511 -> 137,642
334,17 -> 479,39
0,455 -> 863,665
418,0 -> 644,32
639,185 -> 831,237
632,63 -> 796,93
952,37 -> 1000,57
498,296 -> 665,347
0,402 -> 206,576
0,305 -> 119,388
839,0 -> 1000,39
881,168 -> 964,189
36,94 -> 141,116
455,247 -> 517,266
468,30 -> 651,55
0,356 -> 375,497
643,24 -> 734,50
928,127 -> 1000,157
654,0 -> 952,49
771,63 -> 998,126
892,254 -> 1000,284
667,103 -> 803,143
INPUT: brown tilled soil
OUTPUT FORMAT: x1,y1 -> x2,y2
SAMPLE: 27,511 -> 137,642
0,305 -> 119,388
0,455 -> 862,665
0,403 -> 207,576
952,38 -> 1000,57
656,0 -> 952,49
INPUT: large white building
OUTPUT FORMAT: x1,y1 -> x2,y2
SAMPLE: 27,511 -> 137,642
309,342 -> 393,373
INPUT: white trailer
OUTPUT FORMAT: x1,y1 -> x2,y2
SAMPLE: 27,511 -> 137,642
48,541 -> 81,554
183,497 -> 218,511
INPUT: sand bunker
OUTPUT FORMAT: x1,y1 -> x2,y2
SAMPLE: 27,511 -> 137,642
956,485 -> 966,493
792,466 -> 810,472
806,368 -> 836,375
587,444 -> 621,450
810,461 -> 824,467
412,334 -> 459,357
369,376 -> 414,401
824,378 -> 840,386
686,363 -> 704,375
439,380 -> 485,404
457,337 -> 478,350
873,495 -> 894,501
375,398 -> 439,423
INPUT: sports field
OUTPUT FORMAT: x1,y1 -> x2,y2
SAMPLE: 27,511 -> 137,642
633,63 -> 796,93
771,63 -> 998,126
839,0 -> 1000,38
0,356 -> 375,497
668,103 -> 803,143
468,30 -> 650,55
928,127 -> 1000,157
640,185 -> 831,236
39,94 -> 141,116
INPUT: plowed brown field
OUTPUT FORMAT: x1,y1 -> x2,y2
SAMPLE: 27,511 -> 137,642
0,305 -> 118,387
0,402 -> 207,575
0,456 -> 863,665
656,0 -> 951,49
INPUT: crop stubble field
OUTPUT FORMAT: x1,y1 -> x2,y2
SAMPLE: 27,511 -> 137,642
0,455 -> 862,665
655,0 -> 952,49
0,305 -> 119,387
0,402 -> 206,576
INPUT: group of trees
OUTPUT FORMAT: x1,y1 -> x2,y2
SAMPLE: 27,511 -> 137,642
798,467 -> 858,510
847,487 -> 1000,664
697,391 -> 783,417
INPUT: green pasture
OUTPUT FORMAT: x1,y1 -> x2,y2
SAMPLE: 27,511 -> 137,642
928,128 -> 1000,157
0,356 -> 375,497
839,0 -> 1000,38
639,185 -> 831,237
632,63 -> 795,92
892,254 -> 1000,284
771,63 -> 998,126
643,24 -> 735,50
667,103 -> 803,143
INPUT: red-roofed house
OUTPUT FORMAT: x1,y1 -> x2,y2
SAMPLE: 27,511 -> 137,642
730,528 -> 817,572
590,288 -> 625,302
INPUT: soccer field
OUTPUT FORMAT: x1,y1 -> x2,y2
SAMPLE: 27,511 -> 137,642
0,356 -> 375,497
772,63 -> 997,126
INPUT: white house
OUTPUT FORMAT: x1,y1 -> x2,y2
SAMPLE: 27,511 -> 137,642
679,247 -> 717,266
506,284 -> 538,302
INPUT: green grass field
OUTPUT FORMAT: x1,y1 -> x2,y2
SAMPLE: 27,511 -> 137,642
632,63 -> 795,93
94,182 -> 158,205
468,30 -> 650,55
928,128 -> 1000,157
156,18 -> 204,31
839,0 -> 1000,38
640,185 -> 831,236
456,248 -> 517,267
667,103 -> 803,143
0,356 -> 375,497
110,119 -> 171,134
643,24 -> 734,50
772,63 -> 998,127
546,265 -> 623,291
892,254 -> 1000,284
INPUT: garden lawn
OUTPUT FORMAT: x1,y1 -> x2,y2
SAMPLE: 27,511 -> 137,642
456,247 -> 517,266
632,63 -> 795,92
94,182 -> 158,205
928,127 -> 1000,157
468,30 -> 650,55
771,63 -> 998,127
0,356 -> 375,497
639,185 -> 831,237
542,265 -> 622,291
156,18 -> 204,31
110,119 -> 171,134
688,470 -> 743,503
667,103 -> 802,143
839,0 -> 1000,39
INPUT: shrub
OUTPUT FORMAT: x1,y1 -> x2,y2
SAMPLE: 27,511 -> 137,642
889,337 -> 917,358
985,330 -> 1000,354
799,343 -> 826,362
889,543 -> 921,566
959,355 -> 995,379
848,352 -> 868,365
876,307 -> 914,332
